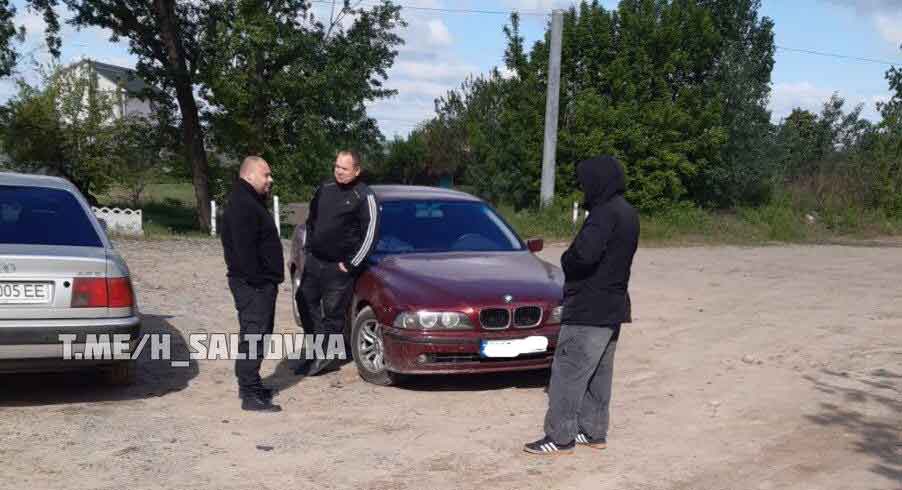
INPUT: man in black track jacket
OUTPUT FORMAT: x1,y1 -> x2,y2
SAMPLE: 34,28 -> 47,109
525,155 -> 639,455
296,150 -> 379,376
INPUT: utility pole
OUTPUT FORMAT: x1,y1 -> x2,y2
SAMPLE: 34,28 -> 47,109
540,9 -> 563,208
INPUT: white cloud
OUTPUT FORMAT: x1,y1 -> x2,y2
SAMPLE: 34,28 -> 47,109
365,2 -> 489,137
875,12 -> 902,46
821,0 -> 902,45
17,8 -> 46,36
426,19 -> 452,46
769,81 -> 887,122
392,60 -> 478,83
822,0 -> 902,14
501,0 -> 572,11
297,1 -> 466,136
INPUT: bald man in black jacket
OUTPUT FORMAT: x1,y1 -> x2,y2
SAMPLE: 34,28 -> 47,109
221,156 -> 284,412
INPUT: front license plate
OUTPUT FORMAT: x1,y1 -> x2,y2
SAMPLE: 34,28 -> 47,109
479,336 -> 548,358
0,282 -> 52,305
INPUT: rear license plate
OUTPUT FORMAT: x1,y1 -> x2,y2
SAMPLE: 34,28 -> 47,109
479,336 -> 548,358
0,282 -> 52,305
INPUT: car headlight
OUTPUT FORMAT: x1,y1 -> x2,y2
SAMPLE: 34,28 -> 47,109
547,305 -> 563,325
393,311 -> 473,330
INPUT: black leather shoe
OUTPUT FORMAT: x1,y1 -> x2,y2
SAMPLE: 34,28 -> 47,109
257,386 -> 277,401
241,394 -> 282,412
238,385 -> 277,401
307,358 -> 343,377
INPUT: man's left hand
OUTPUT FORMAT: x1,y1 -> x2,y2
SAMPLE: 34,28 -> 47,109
338,262 -> 348,273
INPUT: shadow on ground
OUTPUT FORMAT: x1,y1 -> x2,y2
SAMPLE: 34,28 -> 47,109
804,367 -> 902,485
0,314 -> 199,406
395,368 -> 550,392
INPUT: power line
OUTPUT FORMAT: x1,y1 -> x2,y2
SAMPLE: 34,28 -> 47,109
776,45 -> 901,66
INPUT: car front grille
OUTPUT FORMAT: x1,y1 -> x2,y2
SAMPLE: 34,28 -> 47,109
479,306 -> 543,329
513,306 -> 542,327
479,308 -> 510,329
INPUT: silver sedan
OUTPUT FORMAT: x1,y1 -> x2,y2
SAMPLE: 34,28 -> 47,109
0,172 -> 140,384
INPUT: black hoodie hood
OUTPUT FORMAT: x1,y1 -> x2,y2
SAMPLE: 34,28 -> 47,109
577,155 -> 626,208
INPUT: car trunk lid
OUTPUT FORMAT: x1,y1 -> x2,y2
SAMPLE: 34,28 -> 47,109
0,244 -> 125,320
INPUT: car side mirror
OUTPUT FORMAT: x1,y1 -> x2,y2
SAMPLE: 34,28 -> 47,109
527,238 -> 544,253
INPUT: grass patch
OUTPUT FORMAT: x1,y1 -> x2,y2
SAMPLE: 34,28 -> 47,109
98,182 -> 196,208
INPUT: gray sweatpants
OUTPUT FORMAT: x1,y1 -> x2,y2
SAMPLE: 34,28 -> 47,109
543,324 -> 620,445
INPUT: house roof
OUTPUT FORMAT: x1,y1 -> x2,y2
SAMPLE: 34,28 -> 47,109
67,59 -> 154,98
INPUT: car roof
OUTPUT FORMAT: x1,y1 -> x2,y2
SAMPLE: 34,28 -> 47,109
371,185 -> 483,203
0,171 -> 78,192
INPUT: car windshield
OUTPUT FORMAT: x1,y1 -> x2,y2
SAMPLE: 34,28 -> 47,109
374,200 -> 523,254
0,185 -> 102,247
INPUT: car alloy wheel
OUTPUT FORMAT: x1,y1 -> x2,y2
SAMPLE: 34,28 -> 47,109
352,306 -> 401,386
357,318 -> 384,372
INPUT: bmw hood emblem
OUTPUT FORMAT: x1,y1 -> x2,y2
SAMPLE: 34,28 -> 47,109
503,294 -> 513,304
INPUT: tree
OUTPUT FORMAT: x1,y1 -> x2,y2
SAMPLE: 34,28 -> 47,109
427,1 -> 729,211
864,64 -> 902,213
198,0 -> 404,201
692,0 -> 776,207
110,113 -> 177,208
30,0 -> 215,231
0,1 -> 25,78
374,129 -> 428,184
1,64 -> 119,202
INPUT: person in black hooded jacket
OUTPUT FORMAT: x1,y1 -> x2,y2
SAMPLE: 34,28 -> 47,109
525,155 -> 639,455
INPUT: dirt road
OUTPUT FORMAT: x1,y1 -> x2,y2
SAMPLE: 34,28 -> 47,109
1,240 -> 899,489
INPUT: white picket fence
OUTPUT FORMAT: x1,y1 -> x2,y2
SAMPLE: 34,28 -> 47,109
92,207 -> 144,236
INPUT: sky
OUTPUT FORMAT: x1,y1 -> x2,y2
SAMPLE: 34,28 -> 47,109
2,0 -> 901,139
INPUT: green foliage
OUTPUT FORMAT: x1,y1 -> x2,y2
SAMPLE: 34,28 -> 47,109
371,130 -> 429,184
198,0 -> 405,201
398,0 -> 774,212
110,112 -> 179,208
0,64 -> 121,202
0,0 -> 24,77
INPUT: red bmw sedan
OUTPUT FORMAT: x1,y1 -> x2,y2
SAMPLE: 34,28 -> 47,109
289,186 -> 563,385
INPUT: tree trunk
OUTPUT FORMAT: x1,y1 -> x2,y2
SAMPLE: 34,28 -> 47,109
152,0 -> 211,232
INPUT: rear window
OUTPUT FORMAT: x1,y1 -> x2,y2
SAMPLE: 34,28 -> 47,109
0,184 -> 103,247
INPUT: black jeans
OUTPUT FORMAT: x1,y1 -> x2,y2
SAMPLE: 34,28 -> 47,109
543,324 -> 620,445
228,278 -> 278,395
296,253 -> 354,358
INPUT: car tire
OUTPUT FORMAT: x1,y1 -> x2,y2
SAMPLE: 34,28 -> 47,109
103,360 -> 136,386
351,306 -> 402,386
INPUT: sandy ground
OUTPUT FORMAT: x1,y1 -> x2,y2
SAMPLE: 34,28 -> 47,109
1,239 -> 900,490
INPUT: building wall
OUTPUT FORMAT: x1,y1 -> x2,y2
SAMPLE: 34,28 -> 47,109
95,74 -> 153,120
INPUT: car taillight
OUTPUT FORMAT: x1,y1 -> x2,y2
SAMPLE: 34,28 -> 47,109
108,277 -> 134,308
71,278 -> 108,307
71,277 -> 134,308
